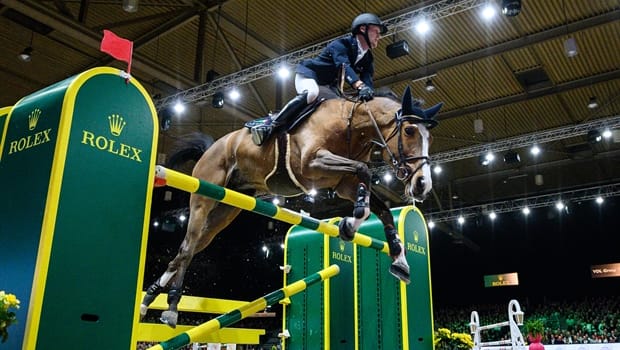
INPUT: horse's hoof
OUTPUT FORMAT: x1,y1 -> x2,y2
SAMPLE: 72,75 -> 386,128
139,304 -> 148,319
160,310 -> 178,328
390,253 -> 411,284
338,218 -> 355,241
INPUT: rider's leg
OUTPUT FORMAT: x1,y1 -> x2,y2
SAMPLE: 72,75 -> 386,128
251,75 -> 318,146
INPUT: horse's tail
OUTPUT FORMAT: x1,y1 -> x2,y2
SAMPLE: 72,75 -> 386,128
166,132 -> 215,169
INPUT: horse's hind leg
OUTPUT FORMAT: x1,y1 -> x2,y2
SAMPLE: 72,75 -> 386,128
141,197 -> 243,328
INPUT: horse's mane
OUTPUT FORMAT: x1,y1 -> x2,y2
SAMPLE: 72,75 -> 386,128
373,87 -> 399,101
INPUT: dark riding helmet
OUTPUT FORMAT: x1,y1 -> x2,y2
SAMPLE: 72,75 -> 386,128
351,13 -> 388,35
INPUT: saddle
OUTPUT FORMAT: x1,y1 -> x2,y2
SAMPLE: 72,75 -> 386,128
243,86 -> 339,132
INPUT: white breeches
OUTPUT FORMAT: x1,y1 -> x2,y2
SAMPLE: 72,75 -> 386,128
295,74 -> 319,104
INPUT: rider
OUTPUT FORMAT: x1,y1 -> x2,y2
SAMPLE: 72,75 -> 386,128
251,13 -> 388,146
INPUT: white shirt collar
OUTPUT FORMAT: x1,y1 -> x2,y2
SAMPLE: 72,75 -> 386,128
355,37 -> 368,64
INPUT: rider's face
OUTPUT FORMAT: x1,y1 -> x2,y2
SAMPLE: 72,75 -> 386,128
365,25 -> 382,49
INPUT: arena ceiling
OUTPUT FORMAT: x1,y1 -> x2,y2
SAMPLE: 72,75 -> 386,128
1,0 -> 619,228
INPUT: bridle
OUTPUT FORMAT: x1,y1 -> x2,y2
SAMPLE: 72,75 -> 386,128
365,104 -> 433,182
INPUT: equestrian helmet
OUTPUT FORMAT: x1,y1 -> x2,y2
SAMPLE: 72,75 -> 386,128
351,13 -> 388,35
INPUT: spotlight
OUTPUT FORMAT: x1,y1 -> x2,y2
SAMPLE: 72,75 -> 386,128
587,130 -> 602,144
602,129 -> 612,139
122,0 -> 138,12
522,207 -> 530,215
428,221 -> 435,229
595,196 -> 604,205
530,145 -> 541,156
18,47 -> 33,62
503,150 -> 521,164
587,96 -> 598,109
479,152 -> 495,166
212,91 -> 224,108
386,40 -> 410,59
564,37 -> 578,58
425,78 -> 436,92
501,0 -> 521,16
433,165 -> 442,174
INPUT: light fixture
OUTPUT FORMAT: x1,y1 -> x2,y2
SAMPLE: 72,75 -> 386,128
415,18 -> 430,35
501,0 -> 521,17
595,196 -> 604,205
18,47 -> 33,62
277,66 -> 290,79
522,207 -> 530,215
428,221 -> 435,229
481,3 -> 497,20
433,165 -> 442,174
602,129 -> 612,139
587,96 -> 598,109
386,39 -> 410,59
425,78 -> 436,92
489,211 -> 497,220
587,130 -> 602,144
530,145 -> 541,156
555,200 -> 565,211
503,150 -> 521,164
122,0 -> 139,12
229,89 -> 240,101
173,101 -> 185,114
457,216 -> 465,225
564,37 -> 578,58
212,92 -> 224,108
479,152 -> 495,166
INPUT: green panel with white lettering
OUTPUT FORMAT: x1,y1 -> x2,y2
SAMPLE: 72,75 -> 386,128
402,207 -> 434,350
35,69 -> 156,349
0,79 -> 70,350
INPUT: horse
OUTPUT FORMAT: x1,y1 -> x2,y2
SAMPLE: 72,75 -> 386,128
141,86 -> 441,327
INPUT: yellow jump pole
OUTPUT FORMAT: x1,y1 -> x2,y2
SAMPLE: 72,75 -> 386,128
147,264 -> 340,350
154,165 -> 389,254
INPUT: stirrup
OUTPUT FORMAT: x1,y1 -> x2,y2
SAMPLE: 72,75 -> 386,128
251,125 -> 273,146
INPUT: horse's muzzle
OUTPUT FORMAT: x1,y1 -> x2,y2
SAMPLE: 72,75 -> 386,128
407,175 -> 431,202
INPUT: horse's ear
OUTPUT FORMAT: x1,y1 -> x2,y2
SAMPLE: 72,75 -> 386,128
424,102 -> 443,120
401,86 -> 415,115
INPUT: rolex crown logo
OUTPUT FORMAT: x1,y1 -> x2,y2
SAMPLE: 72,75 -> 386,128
414,231 -> 419,243
28,108 -> 42,130
108,114 -> 126,136
339,240 -> 346,252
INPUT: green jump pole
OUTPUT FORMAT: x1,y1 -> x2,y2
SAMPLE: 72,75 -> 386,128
147,264 -> 340,350
155,165 -> 389,254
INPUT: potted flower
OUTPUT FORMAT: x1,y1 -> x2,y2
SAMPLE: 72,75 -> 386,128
0,291 -> 20,343
434,328 -> 474,350
523,318 -> 545,350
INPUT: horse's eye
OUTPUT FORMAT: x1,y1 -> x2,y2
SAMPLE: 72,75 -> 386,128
404,125 -> 417,136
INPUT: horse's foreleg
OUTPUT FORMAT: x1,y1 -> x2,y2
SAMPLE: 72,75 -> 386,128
369,191 -> 410,284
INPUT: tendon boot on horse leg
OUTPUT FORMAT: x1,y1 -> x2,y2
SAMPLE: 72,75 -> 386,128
251,91 -> 308,146
160,288 -> 182,328
338,183 -> 371,241
385,226 -> 410,284
139,270 -> 178,319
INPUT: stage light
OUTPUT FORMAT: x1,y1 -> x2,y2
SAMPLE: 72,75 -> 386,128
173,101 -> 185,114
425,78 -> 436,92
564,37 -> 578,58
277,66 -> 290,79
415,18 -> 430,35
555,201 -> 565,211
595,196 -> 604,205
480,152 -> 495,166
122,0 -> 138,12
489,211 -> 497,220
229,89 -> 240,101
481,4 -> 497,20
457,216 -> 465,225
503,150 -> 521,164
522,207 -> 530,215
383,172 -> 393,183
428,221 -> 435,229
433,165 -> 442,175
530,145 -> 541,156
212,92 -> 224,108
501,0 -> 521,17
18,47 -> 33,62
602,129 -> 612,139
386,40 -> 410,59
587,96 -> 598,109
587,130 -> 602,144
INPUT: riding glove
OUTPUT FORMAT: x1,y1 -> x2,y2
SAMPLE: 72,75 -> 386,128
358,85 -> 374,101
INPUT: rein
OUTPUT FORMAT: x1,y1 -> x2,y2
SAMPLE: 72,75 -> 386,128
363,102 -> 431,182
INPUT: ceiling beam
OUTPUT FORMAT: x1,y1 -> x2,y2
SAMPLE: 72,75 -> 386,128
437,69 -> 620,121
375,10 -> 619,88
0,0 -> 197,89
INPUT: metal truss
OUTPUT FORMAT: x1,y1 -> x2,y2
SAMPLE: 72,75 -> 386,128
431,115 -> 620,164
426,182 -> 620,224
155,0 -> 485,109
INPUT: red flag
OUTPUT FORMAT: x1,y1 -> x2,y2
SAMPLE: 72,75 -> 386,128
100,30 -> 133,74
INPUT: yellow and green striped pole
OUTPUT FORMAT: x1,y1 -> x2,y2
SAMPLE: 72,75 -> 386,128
147,264 -> 340,350
155,165 -> 389,254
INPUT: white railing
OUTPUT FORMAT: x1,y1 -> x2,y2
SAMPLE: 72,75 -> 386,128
470,299 -> 527,350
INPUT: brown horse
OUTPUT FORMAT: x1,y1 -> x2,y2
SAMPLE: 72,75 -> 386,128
140,86 -> 441,327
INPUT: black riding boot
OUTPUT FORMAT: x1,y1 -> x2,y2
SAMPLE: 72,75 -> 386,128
251,92 -> 308,146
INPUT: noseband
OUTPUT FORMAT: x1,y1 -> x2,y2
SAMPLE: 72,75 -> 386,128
366,106 -> 431,182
